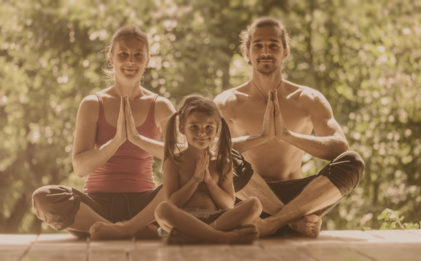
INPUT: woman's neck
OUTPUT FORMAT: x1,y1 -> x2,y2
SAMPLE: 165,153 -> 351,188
111,81 -> 142,98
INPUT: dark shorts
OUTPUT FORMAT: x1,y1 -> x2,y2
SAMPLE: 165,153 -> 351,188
32,185 -> 162,232
266,150 -> 365,217
187,209 -> 226,224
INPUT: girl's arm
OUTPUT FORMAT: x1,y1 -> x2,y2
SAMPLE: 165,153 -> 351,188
163,159 -> 203,208
204,165 -> 235,209
126,97 -> 175,160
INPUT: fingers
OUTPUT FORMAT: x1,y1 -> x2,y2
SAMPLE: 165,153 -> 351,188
125,97 -> 137,139
117,96 -> 126,131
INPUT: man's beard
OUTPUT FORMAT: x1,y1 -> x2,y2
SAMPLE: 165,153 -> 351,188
257,63 -> 278,75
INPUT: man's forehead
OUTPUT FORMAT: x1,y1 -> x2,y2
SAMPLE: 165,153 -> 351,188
251,26 -> 282,42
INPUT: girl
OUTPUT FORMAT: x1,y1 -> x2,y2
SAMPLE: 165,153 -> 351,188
32,25 -> 175,238
154,95 -> 262,244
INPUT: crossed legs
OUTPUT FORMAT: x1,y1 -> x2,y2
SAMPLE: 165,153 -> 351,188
154,198 -> 262,244
237,150 -> 364,237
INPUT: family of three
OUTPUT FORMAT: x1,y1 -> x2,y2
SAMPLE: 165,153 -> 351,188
32,17 -> 365,244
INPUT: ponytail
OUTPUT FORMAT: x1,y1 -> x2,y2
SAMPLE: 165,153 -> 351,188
164,112 -> 179,161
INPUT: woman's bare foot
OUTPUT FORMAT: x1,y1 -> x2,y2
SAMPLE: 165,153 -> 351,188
288,214 -> 322,238
89,221 -> 132,240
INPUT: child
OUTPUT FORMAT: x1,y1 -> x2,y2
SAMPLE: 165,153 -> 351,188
154,95 -> 262,244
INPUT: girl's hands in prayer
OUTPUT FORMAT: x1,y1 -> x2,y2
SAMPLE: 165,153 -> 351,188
193,151 -> 209,183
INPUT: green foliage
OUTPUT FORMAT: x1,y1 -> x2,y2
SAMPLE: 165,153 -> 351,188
377,208 -> 421,230
0,0 -> 420,233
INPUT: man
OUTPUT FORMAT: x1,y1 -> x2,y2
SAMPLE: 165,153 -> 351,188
215,17 -> 365,237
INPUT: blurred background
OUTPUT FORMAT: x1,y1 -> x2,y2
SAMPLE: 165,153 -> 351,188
0,0 -> 420,234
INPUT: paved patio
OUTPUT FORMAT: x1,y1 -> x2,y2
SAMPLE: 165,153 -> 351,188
1,230 -> 420,261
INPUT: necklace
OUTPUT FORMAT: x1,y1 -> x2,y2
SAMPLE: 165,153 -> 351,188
250,80 -> 283,100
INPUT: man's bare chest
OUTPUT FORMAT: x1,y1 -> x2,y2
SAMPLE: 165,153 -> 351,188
229,101 -> 312,136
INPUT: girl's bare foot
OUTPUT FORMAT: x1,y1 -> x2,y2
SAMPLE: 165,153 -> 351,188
134,223 -> 160,239
166,225 -> 258,245
288,214 -> 322,238
224,224 -> 259,244
256,217 -> 279,237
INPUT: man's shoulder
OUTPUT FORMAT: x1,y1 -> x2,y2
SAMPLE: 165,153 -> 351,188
214,83 -> 249,112
285,81 -> 326,104
285,81 -> 332,116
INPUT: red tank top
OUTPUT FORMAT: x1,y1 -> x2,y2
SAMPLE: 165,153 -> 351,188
84,94 -> 160,193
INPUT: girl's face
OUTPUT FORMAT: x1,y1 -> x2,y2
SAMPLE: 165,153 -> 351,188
182,111 -> 218,150
110,36 -> 149,82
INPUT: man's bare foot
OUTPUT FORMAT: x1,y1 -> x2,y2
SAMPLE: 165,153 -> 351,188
89,221 -> 132,240
288,214 -> 322,238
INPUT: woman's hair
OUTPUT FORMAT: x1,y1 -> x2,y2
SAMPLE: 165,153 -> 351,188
165,94 -> 232,179
103,25 -> 149,78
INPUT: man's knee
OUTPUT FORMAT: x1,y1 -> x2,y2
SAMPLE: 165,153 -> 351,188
322,150 -> 365,195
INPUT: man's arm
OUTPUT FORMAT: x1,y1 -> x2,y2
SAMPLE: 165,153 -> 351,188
277,89 -> 349,161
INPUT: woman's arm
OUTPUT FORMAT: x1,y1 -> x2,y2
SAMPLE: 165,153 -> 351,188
72,96 -> 126,177
126,96 -> 175,160
163,158 -> 203,208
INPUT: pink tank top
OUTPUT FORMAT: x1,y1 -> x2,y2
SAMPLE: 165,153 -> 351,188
84,94 -> 160,193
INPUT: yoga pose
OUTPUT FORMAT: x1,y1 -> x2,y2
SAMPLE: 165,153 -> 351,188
214,17 -> 365,237
32,25 -> 175,238
154,95 -> 261,244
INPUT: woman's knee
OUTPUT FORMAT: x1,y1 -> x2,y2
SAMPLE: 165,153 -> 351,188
32,185 -> 58,214
32,185 -> 79,230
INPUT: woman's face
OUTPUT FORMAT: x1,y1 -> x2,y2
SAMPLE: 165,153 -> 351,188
110,36 -> 149,83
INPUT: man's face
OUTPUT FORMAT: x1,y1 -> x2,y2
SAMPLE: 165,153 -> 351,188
247,26 -> 288,75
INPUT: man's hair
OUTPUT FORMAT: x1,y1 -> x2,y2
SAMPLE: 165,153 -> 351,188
240,17 -> 289,57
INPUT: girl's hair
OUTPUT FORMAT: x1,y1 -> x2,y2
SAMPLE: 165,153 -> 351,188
165,95 -> 232,178
103,25 -> 149,78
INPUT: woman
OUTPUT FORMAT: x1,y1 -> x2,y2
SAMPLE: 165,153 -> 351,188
32,25 -> 175,238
